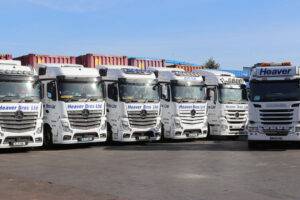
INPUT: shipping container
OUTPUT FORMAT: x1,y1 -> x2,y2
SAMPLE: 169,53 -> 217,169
167,64 -> 204,72
76,54 -> 128,68
14,54 -> 76,67
0,54 -> 12,60
129,58 -> 165,69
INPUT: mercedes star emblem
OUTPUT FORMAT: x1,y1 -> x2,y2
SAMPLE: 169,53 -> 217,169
15,110 -> 24,120
191,109 -> 196,118
82,109 -> 90,118
140,109 -> 147,119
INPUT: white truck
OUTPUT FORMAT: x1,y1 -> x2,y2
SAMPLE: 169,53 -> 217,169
149,67 -> 208,139
98,65 -> 161,142
247,62 -> 300,147
38,64 -> 107,147
193,69 -> 248,137
0,60 -> 43,148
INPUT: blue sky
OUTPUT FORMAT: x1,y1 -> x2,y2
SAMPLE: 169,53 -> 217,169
1,0 -> 300,69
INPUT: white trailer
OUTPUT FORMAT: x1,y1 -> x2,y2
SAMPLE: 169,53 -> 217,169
98,65 -> 161,142
149,67 -> 208,139
247,62 -> 300,147
0,60 -> 43,148
193,69 -> 248,137
38,64 -> 107,146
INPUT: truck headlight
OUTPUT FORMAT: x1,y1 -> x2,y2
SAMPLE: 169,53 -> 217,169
173,118 -> 181,128
36,126 -> 43,134
61,120 -> 72,132
101,122 -> 107,130
121,119 -> 130,129
220,124 -> 228,131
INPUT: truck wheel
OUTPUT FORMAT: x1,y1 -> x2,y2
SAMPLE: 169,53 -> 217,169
160,124 -> 165,142
207,124 -> 211,140
43,125 -> 53,149
248,140 -> 259,149
106,124 -> 113,144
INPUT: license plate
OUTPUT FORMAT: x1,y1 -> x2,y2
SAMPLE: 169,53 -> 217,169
12,142 -> 26,146
79,137 -> 93,142
189,133 -> 198,137
270,136 -> 283,141
138,136 -> 148,140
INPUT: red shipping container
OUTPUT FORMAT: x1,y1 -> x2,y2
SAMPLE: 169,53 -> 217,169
14,54 -> 76,67
167,65 -> 203,72
128,58 -> 165,69
0,54 -> 12,60
76,54 -> 128,68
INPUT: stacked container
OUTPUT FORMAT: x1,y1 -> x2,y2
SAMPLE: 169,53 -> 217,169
76,53 -> 128,68
128,58 -> 165,69
14,54 -> 76,67
168,64 -> 204,72
0,54 -> 12,60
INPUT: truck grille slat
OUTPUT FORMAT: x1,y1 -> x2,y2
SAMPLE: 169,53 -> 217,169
127,110 -> 158,128
0,112 -> 38,133
259,109 -> 293,125
179,110 -> 206,125
67,110 -> 102,130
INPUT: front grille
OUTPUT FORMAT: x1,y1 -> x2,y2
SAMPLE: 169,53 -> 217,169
67,110 -> 102,130
0,112 -> 38,133
225,110 -> 247,124
127,110 -> 158,128
259,109 -> 293,125
178,110 -> 206,125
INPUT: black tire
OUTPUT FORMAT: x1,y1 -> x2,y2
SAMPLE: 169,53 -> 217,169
43,125 -> 53,149
248,140 -> 259,149
106,123 -> 114,144
206,124 -> 212,140
160,124 -> 165,142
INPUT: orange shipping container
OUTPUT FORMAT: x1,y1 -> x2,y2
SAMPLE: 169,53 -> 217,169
128,58 -> 165,69
167,65 -> 203,72
0,54 -> 12,60
14,54 -> 76,67
76,54 -> 128,68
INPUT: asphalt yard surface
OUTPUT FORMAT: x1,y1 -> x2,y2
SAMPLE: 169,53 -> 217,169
0,140 -> 300,200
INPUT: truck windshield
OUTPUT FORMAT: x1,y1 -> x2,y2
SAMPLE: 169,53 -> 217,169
0,81 -> 40,102
172,85 -> 205,102
119,83 -> 159,103
219,88 -> 247,104
250,80 -> 300,102
58,81 -> 103,102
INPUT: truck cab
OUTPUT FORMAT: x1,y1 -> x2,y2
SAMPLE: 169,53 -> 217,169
193,69 -> 248,137
149,67 -> 208,139
38,64 -> 107,146
98,65 -> 161,142
247,62 -> 300,147
0,60 -> 43,148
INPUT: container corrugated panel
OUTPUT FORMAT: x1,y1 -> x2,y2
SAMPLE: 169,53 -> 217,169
0,54 -> 12,60
76,54 -> 128,68
14,54 -> 76,67
167,65 -> 203,72
128,58 -> 165,69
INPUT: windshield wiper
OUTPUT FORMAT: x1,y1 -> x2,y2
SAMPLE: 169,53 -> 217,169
65,96 -> 82,102
19,97 -> 35,103
85,97 -> 99,102
0,96 -> 17,102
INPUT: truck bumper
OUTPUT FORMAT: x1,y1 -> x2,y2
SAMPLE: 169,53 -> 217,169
114,127 -> 161,142
0,133 -> 43,149
168,123 -> 208,139
54,129 -> 107,144
210,124 -> 247,136
248,132 -> 300,141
